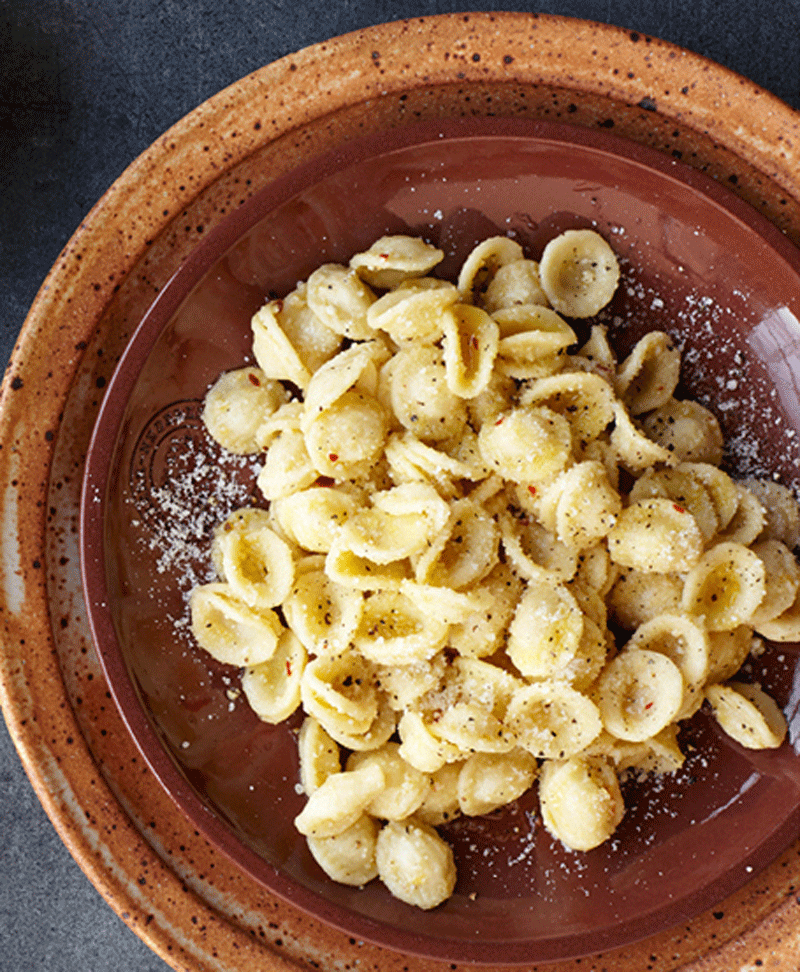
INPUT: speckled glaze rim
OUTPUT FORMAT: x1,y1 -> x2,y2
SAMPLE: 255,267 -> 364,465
3,12 -> 800,972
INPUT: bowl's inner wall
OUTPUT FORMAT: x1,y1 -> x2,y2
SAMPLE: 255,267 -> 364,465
91,121 -> 800,961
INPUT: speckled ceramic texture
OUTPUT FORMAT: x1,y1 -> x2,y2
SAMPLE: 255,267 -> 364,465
3,12 -> 800,972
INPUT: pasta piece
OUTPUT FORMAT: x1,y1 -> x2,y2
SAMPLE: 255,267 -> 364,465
385,343 -> 468,442
367,276 -> 459,343
447,562 -> 523,658
638,398 -> 724,465
214,521 -> 295,610
303,340 -> 389,428
547,461 -> 622,550
751,585 -> 800,642
300,650 -> 379,738
742,477 -> 800,549
681,541 -> 767,631
350,234 -> 445,289
705,627 -> 753,685
507,580 -> 584,680
307,814 -> 380,887
538,755 -> 625,851
397,709 -> 462,773
595,648 -> 684,742
520,371 -> 616,446
272,486 -> 358,553
210,506 -> 272,577
630,466 -> 719,541
416,761 -> 463,826
305,263 -> 376,340
251,301 -> 314,389
458,235 -> 525,302
749,539 -> 800,625
607,568 -> 684,630
441,303 -> 499,398
375,819 -> 457,910
615,331 -> 681,415
626,614 -> 709,720
202,367 -> 289,454
347,742 -> 430,821
483,259 -> 548,312
498,511 -> 579,585
478,404 -> 572,484
705,682 -> 787,749
606,498 -> 704,574
241,629 -> 307,724
304,389 -> 388,480
324,697 -> 398,753
507,682 -> 603,759
493,304 -> 577,366
257,428 -> 318,500
353,589 -> 449,665
681,462 -> 739,532
414,497 -> 499,590
457,749 -> 537,816
337,506 -> 433,566
609,400 -> 674,472
587,725 -> 685,777
282,568 -> 363,655
294,763 -> 385,838
276,283 -> 344,375
298,716 -> 341,795
376,652 -> 449,712
716,483 -> 767,545
189,582 -> 283,667
538,229 -> 620,318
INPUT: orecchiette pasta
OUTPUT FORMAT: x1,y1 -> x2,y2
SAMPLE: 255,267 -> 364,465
188,230 -> 796,910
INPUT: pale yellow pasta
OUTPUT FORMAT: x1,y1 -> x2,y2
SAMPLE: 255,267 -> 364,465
305,263 -> 376,340
457,749 -> 537,816
256,428 -> 317,500
272,487 -> 358,553
214,521 -> 295,610
595,648 -> 684,742
203,367 -> 289,454
705,682 -> 787,749
742,477 -> 800,548
538,229 -> 620,318
385,344 -> 467,441
300,650 -> 379,738
298,716 -> 341,795
307,814 -> 380,887
749,539 -> 800,625
478,404 -> 572,483
626,614 -> 709,720
606,498 -> 704,574
638,397 -> 724,465
681,541 -> 767,631
507,682 -> 603,759
241,629 -> 306,724
350,234 -> 445,289
294,763 -> 385,837
538,755 -> 625,851
458,235 -> 525,301
304,389 -> 388,479
520,371 -> 616,446
482,259 -> 548,312
353,589 -> 449,665
367,276 -> 459,343
347,742 -> 430,820
615,331 -> 681,415
192,231 -> 797,911
189,582 -> 283,667
282,568 -> 363,655
416,761 -> 463,826
441,303 -> 499,398
375,819 -> 456,910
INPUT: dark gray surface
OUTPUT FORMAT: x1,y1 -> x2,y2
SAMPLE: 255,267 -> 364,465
2,2 -> 800,970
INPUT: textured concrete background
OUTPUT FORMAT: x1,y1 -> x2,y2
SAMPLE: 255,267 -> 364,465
2,1 -> 800,970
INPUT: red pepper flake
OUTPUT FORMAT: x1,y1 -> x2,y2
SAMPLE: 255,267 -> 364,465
527,485 -> 537,496
494,416 -> 504,426
315,475 -> 335,488
644,701 -> 654,710
328,453 -> 339,462
247,372 -> 261,386
286,661 -> 293,676
471,335 -> 479,348
379,253 -> 390,259
673,504 -> 686,514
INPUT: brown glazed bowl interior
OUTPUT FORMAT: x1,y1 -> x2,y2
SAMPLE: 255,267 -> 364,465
80,116 -> 800,965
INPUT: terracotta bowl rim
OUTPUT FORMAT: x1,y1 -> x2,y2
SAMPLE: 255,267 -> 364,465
3,11 -> 800,972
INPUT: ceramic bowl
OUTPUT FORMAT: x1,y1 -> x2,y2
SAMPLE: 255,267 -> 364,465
4,13 -> 800,972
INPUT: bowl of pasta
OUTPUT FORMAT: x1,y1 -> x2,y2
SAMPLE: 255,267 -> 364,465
6,11 -> 800,972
